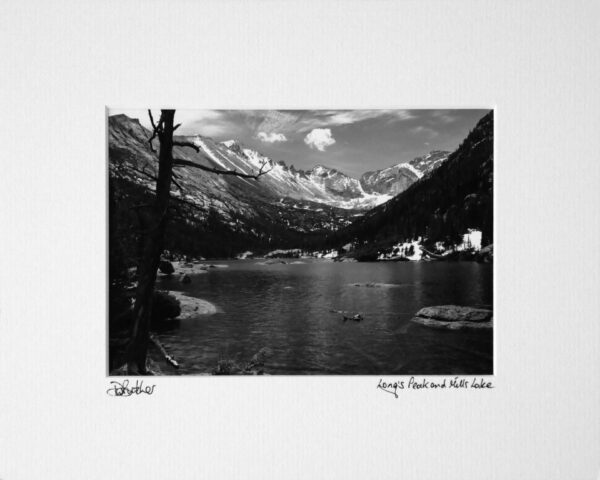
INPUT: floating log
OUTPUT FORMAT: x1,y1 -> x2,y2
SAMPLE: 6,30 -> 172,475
150,333 -> 180,368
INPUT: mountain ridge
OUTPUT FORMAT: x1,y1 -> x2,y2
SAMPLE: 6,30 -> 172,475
109,113 -> 449,210
360,150 -> 450,196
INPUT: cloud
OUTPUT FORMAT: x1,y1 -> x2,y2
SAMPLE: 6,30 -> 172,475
255,111 -> 300,133
323,109 -> 414,127
257,132 -> 287,143
304,128 -> 336,151
241,109 -> 417,137
293,110 -> 415,132
431,110 -> 458,124
410,125 -> 439,139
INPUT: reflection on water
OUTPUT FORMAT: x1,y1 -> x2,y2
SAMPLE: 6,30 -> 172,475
157,260 -> 493,375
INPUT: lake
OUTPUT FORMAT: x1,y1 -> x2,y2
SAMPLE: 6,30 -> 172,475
156,260 -> 493,375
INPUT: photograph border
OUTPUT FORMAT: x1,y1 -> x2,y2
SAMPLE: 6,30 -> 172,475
1,1 -> 598,479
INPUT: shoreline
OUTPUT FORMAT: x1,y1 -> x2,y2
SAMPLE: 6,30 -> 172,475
169,290 -> 218,318
156,260 -> 223,319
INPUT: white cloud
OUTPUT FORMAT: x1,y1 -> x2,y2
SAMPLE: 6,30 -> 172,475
291,110 -> 415,132
322,109 -> 414,127
248,109 -> 416,135
304,128 -> 336,151
257,131 -> 287,143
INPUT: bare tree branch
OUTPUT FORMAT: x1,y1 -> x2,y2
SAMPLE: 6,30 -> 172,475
131,203 -> 154,210
171,172 -> 184,192
148,110 -> 161,153
129,165 -> 183,193
148,109 -> 157,131
172,158 -> 272,180
173,141 -> 200,152
128,165 -> 158,182
173,123 -> 182,131
168,195 -> 204,212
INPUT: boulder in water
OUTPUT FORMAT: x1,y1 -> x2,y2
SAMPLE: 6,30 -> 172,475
180,274 -> 191,284
411,305 -> 492,329
343,313 -> 364,322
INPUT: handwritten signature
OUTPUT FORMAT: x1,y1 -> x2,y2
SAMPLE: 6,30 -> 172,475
106,379 -> 156,397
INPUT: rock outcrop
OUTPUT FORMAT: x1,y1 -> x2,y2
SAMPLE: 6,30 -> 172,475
475,244 -> 493,263
158,260 -> 175,274
151,290 -> 182,325
169,290 -> 217,318
410,305 -> 493,329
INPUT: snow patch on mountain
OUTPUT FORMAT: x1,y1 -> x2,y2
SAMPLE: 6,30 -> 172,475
194,137 -> 230,170
398,162 -> 423,179
378,239 -> 424,261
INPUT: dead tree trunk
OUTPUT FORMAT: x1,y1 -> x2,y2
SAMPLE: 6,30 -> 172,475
126,109 -> 175,374
119,108 -> 271,374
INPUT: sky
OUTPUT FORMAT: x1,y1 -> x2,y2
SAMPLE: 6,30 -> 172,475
109,108 -> 491,178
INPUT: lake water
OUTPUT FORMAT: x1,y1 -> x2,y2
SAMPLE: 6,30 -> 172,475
156,260 -> 493,375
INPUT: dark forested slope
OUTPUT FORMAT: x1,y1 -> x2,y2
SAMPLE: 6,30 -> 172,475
328,110 -> 493,252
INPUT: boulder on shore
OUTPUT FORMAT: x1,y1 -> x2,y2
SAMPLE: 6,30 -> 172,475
151,290 -> 182,325
410,305 -> 492,329
475,244 -> 493,263
169,290 -> 217,318
158,260 -> 175,274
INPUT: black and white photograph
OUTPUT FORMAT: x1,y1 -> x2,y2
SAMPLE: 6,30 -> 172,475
2,0 -> 599,478
108,108 -> 494,375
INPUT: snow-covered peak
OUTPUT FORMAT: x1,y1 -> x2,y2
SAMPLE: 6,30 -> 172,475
409,150 -> 450,176
310,165 -> 335,176
176,133 -> 396,210
396,162 -> 424,179
360,150 -> 450,196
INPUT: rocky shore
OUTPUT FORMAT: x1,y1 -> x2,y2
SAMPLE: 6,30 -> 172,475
169,290 -> 217,317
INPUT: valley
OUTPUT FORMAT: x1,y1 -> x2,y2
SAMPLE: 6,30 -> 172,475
109,113 -> 458,260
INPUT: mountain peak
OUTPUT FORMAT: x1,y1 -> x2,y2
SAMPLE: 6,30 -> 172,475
109,113 -> 142,127
409,150 -> 450,176
220,139 -> 246,156
310,165 -> 335,176
360,150 -> 450,196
